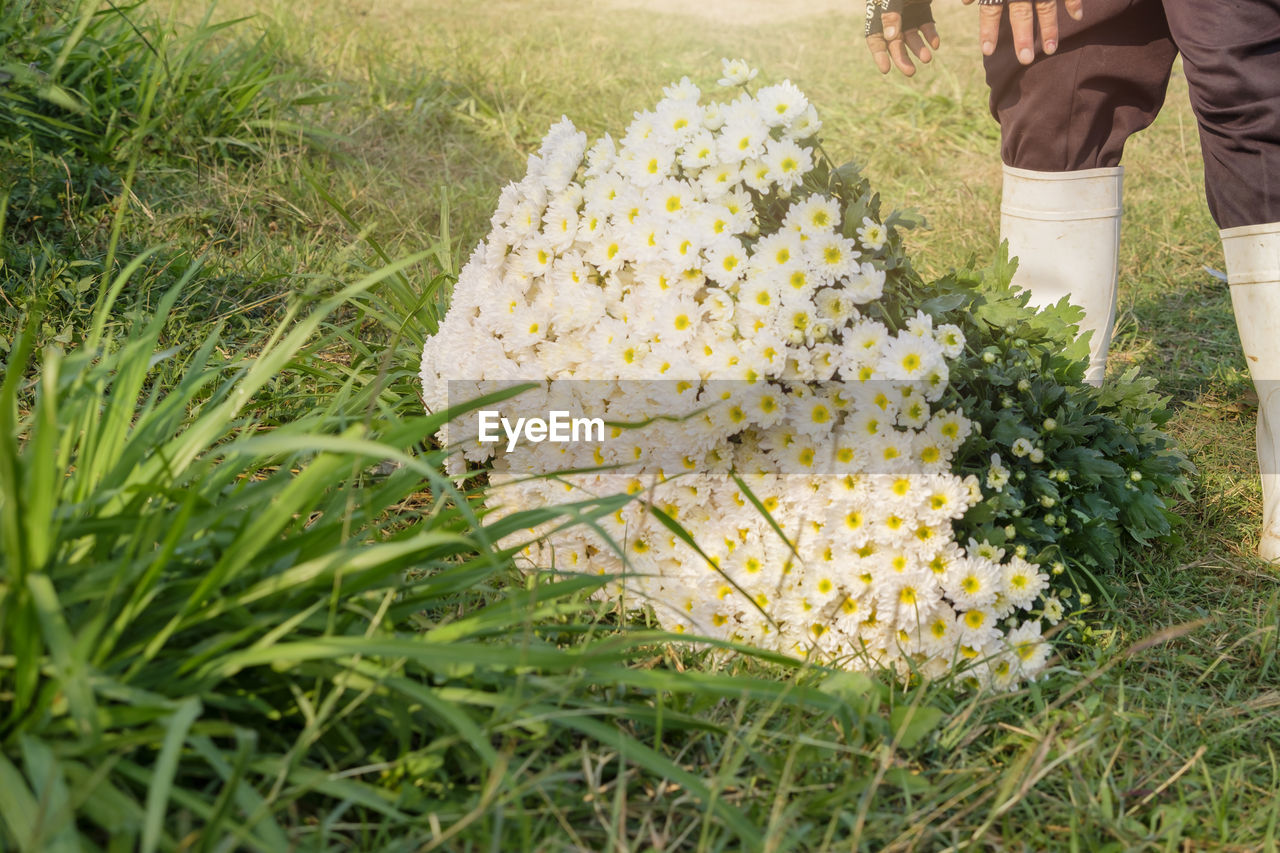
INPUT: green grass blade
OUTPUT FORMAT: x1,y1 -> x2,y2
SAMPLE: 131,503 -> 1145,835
0,750 -> 39,852
18,736 -> 80,853
140,697 -> 202,853
25,573 -> 96,737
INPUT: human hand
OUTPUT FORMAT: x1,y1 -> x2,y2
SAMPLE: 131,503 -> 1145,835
961,0 -> 1084,64
865,0 -> 941,77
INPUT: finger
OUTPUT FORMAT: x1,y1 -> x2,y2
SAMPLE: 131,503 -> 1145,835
920,21 -> 940,50
866,34 -> 893,74
886,30 -> 917,76
1036,0 -> 1059,53
979,4 -> 1003,55
1007,0 -> 1036,64
881,10 -> 902,42
903,29 -> 932,63
1064,0 -> 1083,20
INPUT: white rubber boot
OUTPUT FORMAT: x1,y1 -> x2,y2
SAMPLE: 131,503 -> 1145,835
1222,222 -> 1280,563
1000,165 -> 1124,386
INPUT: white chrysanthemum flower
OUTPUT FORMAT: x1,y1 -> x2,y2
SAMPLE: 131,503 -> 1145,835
704,238 -> 748,286
1002,557 -> 1050,609
934,323 -> 966,358
986,454 -> 1010,492
717,114 -> 769,163
543,200 -> 580,252
856,216 -> 888,251
911,432 -> 949,474
752,231 -> 804,273
678,129 -> 719,171
584,133 -> 618,178
878,333 -> 941,382
1006,620 -> 1051,677
846,262 -> 886,303
620,138 -> 676,187
921,476 -> 970,524
742,383 -> 787,428
944,557 -> 1000,611
740,158 -> 774,193
785,195 -> 841,235
1042,596 -> 1064,625
756,81 -> 808,127
896,391 -> 930,430
928,410 -> 972,449
956,606 -> 1002,648
655,98 -> 703,146
736,275 -> 779,316
718,58 -> 759,87
785,103 -> 823,140
698,161 -> 742,200
814,288 -> 856,326
663,75 -> 701,102
905,310 -> 934,339
809,232 -> 859,283
702,101 -> 727,131
762,138 -> 813,192
1010,437 -> 1034,458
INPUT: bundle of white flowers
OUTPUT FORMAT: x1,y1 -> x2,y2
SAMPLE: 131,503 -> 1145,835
420,62 -> 1052,688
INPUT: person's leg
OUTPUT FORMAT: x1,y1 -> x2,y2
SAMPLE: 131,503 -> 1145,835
1165,0 -> 1280,561
985,0 -> 1177,384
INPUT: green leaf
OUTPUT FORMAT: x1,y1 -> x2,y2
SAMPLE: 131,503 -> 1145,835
890,704 -> 945,749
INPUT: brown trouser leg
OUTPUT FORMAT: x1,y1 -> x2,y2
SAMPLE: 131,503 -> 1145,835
985,0 -> 1280,228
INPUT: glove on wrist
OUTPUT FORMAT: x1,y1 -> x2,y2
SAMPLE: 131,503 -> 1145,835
864,0 -> 935,37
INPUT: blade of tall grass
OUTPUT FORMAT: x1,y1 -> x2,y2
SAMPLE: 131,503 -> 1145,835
0,751 -> 40,852
17,736 -> 79,853
140,697 -> 201,853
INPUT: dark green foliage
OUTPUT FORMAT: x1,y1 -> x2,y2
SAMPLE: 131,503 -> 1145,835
818,161 -> 1194,608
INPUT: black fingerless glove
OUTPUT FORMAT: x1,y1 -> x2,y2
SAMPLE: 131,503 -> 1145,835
865,0 -> 935,38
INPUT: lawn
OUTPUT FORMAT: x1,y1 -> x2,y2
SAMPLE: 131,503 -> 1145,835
2,0 -> 1278,849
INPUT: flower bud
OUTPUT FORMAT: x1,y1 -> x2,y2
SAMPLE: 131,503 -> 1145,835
982,351 -> 997,364
1040,495 -> 1056,508
1130,470 -> 1143,482
1042,418 -> 1057,432
1079,592 -> 1092,606
1051,562 -> 1065,575
1004,524 -> 1017,538
1017,378 -> 1031,392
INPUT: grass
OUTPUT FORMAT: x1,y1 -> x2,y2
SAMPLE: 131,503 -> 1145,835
2,0 -> 1278,849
